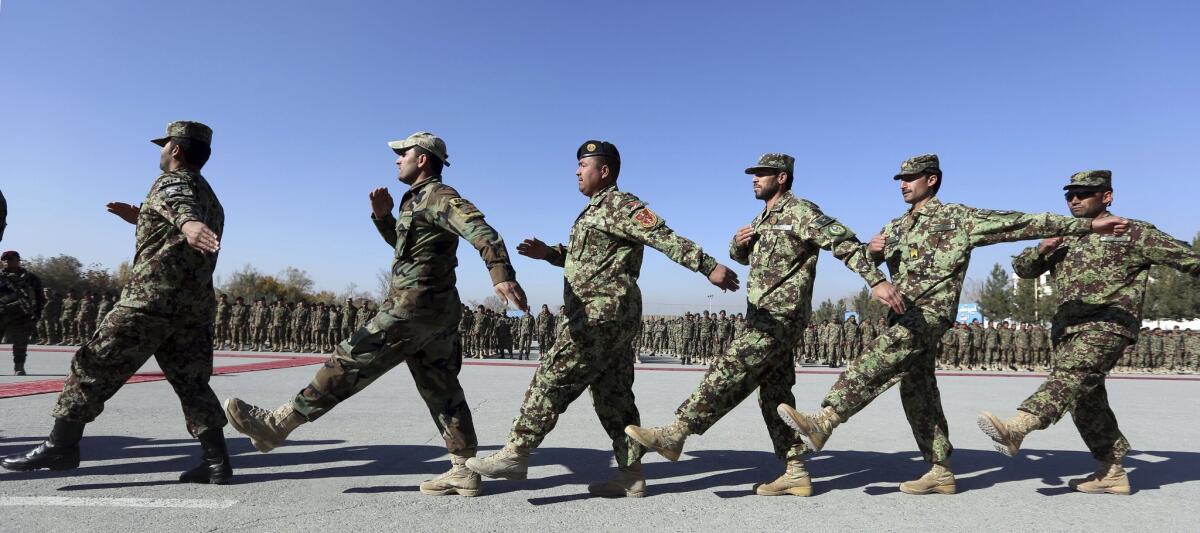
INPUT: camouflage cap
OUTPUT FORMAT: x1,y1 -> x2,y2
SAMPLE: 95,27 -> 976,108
893,153 -> 940,180
577,140 -> 620,162
744,153 -> 795,177
1063,170 -> 1112,190
151,120 -> 213,147
388,131 -> 450,166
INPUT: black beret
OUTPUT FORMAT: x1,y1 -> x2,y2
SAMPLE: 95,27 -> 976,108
577,140 -> 620,162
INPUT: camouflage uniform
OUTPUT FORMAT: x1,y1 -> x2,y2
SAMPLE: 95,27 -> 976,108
507,167 -> 720,468
287,140 -> 516,457
60,294 -> 79,345
52,123 -> 227,437
674,174 -> 886,462
1010,173 -> 1200,463
39,291 -> 62,345
214,298 -> 231,349
230,301 -> 249,350
0,264 -> 46,371
269,302 -> 289,351
252,301 -> 270,351
820,154 -> 1097,466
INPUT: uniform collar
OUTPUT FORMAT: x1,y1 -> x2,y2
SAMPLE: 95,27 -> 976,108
588,184 -> 619,207
408,175 -> 442,192
907,196 -> 942,221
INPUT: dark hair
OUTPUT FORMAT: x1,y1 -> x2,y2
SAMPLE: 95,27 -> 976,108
170,137 -> 211,169
928,170 -> 943,195
781,171 -> 794,191
414,147 -> 445,175
597,156 -> 621,180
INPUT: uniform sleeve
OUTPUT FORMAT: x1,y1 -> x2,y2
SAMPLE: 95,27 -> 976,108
543,244 -> 568,268
372,213 -> 399,248
432,194 -> 517,285
1011,245 -> 1062,279
144,175 -> 209,232
604,198 -> 717,276
729,232 -> 751,266
799,209 -> 886,287
1135,224 -> 1200,277
966,208 -> 1091,247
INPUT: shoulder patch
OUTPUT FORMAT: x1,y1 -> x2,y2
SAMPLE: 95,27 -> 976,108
810,214 -> 835,228
632,206 -> 660,229
448,197 -> 484,221
824,223 -> 851,240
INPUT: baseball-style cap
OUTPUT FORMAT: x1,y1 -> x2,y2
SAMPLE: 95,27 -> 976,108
744,153 -> 795,177
577,140 -> 620,162
894,153 -> 940,179
151,121 -> 213,147
1063,170 -> 1112,190
0,250 -> 18,261
388,131 -> 449,166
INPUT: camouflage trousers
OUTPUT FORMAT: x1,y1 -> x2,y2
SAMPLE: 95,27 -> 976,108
1,313 -> 35,365
675,311 -> 808,462
214,322 -> 230,346
52,305 -> 226,437
1017,330 -> 1132,463
823,310 -> 953,465
508,315 -> 643,468
291,298 -> 476,454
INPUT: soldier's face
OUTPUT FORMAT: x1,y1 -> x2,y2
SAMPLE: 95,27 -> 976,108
1064,188 -> 1111,218
395,148 -> 422,184
576,157 -> 610,197
898,174 -> 936,204
752,171 -> 785,201
3,258 -> 18,270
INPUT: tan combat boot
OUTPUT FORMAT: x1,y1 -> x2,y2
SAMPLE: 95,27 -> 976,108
1070,462 -> 1130,495
223,398 -> 306,453
420,452 -> 482,497
776,405 -> 840,452
624,420 -> 690,461
977,410 -> 1040,457
587,463 -> 646,498
464,444 -> 530,480
755,459 -> 812,497
899,463 -> 956,495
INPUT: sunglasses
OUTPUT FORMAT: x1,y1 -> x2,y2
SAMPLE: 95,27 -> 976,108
1064,190 -> 1103,201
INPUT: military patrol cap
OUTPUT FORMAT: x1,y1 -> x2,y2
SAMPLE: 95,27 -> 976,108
151,120 -> 213,147
744,153 -> 795,177
893,153 -> 940,179
577,140 -> 620,162
1063,170 -> 1112,190
388,131 -> 450,166
0,250 -> 17,261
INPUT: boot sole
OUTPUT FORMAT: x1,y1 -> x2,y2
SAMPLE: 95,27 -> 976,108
755,485 -> 813,497
223,398 -> 278,453
623,427 -> 681,462
1,461 -> 80,472
899,483 -> 957,495
1076,486 -> 1130,495
589,490 -> 646,498
776,405 -> 826,452
976,412 -> 1018,457
420,487 -> 482,497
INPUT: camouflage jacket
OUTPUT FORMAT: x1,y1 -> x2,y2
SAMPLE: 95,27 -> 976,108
372,176 -> 515,320
730,191 -> 885,323
252,305 -> 270,328
535,310 -> 553,333
270,306 -> 288,327
873,197 -> 1091,325
954,325 -> 972,346
60,297 -> 79,321
291,307 -> 310,328
96,298 -> 113,321
230,303 -> 249,326
1013,213 -> 1200,341
215,301 -> 231,324
542,184 -> 717,323
121,168 -> 223,320
970,325 -> 984,347
0,267 -> 45,321
77,297 -> 97,322
842,321 -> 860,344
519,314 -> 535,335
983,327 -> 999,348
342,305 -> 358,327
42,295 -> 63,321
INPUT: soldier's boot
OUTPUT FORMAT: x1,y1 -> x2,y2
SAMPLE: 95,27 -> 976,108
419,451 -> 482,497
899,463 -> 956,495
179,428 -> 233,484
754,459 -> 813,497
464,444 -> 530,480
624,420 -> 690,462
14,362 -> 26,376
587,462 -> 646,498
223,398 -> 306,453
1070,462 -> 1131,495
776,404 -> 840,452
977,410 -> 1040,457
1,418 -> 84,471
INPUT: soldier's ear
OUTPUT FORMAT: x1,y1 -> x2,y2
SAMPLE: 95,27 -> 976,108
1102,189 -> 1114,206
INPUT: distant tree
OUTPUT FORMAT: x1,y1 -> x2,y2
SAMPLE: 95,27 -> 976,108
1013,277 -> 1037,323
977,263 -> 1015,322
813,299 -> 837,323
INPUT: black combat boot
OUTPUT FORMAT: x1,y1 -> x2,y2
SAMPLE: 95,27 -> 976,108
179,428 -> 233,484
1,418 -> 84,471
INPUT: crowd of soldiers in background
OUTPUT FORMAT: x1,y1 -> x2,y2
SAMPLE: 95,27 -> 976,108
21,287 -> 1200,374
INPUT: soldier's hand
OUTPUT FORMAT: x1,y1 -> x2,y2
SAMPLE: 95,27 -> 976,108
369,187 -> 394,219
708,264 -> 739,292
181,220 -> 220,254
106,202 -> 141,225
1091,216 -> 1129,236
1038,237 -> 1064,254
516,238 -> 548,260
867,234 -> 886,257
871,281 -> 906,315
734,225 -> 755,247
494,281 -> 529,312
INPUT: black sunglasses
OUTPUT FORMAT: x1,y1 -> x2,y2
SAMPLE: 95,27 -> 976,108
1064,190 -> 1102,201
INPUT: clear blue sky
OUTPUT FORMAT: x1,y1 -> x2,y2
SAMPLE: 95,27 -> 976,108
2,1 -> 1197,315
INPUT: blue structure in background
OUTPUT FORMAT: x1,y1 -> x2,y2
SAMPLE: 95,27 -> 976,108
957,303 -> 983,324
844,311 -> 860,322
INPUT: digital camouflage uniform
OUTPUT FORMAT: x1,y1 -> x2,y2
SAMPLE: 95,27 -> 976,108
52,158 -> 227,437
674,181 -> 886,462
508,181 -> 719,468
289,172 -> 516,456
38,292 -> 62,345
214,299 -> 231,349
820,154 -> 1097,466
1011,193 -> 1200,463
0,265 -> 46,371
60,294 -> 79,345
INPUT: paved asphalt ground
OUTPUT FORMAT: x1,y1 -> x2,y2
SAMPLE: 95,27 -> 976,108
1,345 -> 1198,532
